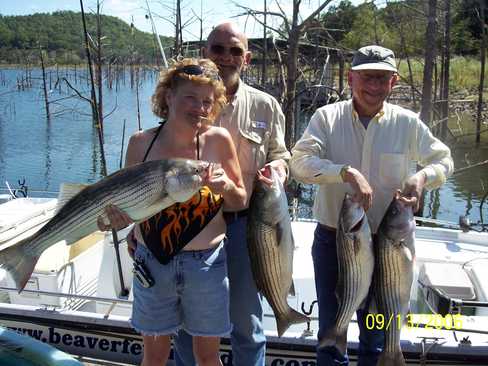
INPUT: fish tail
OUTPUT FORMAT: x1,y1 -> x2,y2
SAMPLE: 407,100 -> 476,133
276,308 -> 310,337
0,240 -> 40,292
318,327 -> 348,355
377,350 -> 406,366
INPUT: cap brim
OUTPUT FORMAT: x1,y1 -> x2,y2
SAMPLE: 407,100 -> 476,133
351,63 -> 397,72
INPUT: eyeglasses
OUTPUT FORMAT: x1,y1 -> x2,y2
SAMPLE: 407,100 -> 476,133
357,71 -> 395,84
176,64 -> 221,81
210,44 -> 245,57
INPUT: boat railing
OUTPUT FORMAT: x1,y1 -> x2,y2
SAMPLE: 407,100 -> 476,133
0,286 -> 132,318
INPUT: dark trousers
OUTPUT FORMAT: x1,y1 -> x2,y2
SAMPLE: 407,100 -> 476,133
312,224 -> 384,366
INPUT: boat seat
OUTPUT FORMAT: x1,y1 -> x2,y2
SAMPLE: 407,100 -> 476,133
35,232 -> 104,273
465,258 -> 488,316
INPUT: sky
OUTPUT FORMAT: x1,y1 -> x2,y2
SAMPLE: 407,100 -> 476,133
0,0 -> 338,41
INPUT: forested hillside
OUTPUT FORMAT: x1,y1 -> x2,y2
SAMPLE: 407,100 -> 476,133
0,11 -> 173,64
314,0 -> 485,55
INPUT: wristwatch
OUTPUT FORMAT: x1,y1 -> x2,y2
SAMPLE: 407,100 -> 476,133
340,165 -> 351,182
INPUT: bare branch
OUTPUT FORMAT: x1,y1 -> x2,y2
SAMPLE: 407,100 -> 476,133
57,77 -> 92,104
235,9 -> 287,38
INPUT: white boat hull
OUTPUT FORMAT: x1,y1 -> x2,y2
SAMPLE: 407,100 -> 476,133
1,198 -> 488,365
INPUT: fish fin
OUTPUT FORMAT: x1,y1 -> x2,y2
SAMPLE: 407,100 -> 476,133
318,328 -> 348,355
353,237 -> 361,255
0,241 -> 40,292
56,183 -> 88,213
367,296 -> 378,314
276,222 -> 284,245
276,307 -> 310,337
289,281 -> 295,296
377,350 -> 406,366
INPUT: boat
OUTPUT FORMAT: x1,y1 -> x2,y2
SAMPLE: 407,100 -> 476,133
0,195 -> 488,365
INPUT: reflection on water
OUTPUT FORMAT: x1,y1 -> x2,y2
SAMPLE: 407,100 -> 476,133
0,67 -> 159,194
0,67 -> 487,225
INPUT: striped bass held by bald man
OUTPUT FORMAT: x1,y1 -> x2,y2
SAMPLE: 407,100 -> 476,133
0,158 -> 211,291
247,168 -> 310,337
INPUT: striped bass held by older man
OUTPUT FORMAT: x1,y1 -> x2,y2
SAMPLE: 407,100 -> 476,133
319,194 -> 374,354
374,195 -> 416,366
247,167 -> 310,337
0,158 -> 211,292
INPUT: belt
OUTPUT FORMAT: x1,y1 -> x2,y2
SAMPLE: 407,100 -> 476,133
318,223 -> 336,233
223,209 -> 249,224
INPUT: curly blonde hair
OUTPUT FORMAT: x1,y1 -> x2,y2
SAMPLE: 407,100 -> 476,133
152,58 -> 226,122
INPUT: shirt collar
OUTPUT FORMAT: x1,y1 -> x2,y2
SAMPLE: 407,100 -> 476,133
228,78 -> 245,105
351,100 -> 386,124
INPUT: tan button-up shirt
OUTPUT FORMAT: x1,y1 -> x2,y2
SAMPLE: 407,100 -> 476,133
290,99 -> 454,232
216,80 -> 290,208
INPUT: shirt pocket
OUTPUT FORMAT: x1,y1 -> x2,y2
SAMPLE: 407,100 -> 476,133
238,120 -> 270,173
379,153 -> 406,188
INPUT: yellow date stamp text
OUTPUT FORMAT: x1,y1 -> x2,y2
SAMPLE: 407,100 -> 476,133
365,313 -> 463,331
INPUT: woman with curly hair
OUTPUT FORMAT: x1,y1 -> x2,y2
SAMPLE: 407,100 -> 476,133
98,58 -> 246,366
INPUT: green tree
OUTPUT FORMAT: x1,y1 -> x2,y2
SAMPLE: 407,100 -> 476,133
342,3 -> 392,50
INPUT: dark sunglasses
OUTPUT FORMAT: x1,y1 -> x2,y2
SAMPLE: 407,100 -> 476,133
176,64 -> 220,81
210,44 -> 245,57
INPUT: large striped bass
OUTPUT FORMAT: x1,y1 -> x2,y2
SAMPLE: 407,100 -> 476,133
319,194 -> 374,354
374,196 -> 415,366
0,158 -> 210,291
247,169 -> 310,337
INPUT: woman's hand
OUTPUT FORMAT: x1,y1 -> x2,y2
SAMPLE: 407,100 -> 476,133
203,164 -> 234,195
96,204 -> 133,231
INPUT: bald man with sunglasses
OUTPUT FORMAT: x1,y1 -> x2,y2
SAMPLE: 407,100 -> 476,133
173,22 -> 290,366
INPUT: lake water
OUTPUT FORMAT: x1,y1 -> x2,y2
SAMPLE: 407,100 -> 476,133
1,67 -> 487,228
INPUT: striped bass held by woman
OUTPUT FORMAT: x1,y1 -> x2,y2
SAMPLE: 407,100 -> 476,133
97,58 -> 247,366
0,157 -> 210,291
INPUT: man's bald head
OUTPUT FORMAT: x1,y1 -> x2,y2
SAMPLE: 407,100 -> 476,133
207,22 -> 248,50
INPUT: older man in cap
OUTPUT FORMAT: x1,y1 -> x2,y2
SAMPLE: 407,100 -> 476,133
290,45 -> 453,365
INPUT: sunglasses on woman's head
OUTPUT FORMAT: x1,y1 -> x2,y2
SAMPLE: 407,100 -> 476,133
209,44 -> 245,57
176,64 -> 221,81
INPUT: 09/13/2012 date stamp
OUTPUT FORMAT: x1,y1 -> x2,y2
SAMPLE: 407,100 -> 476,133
365,313 -> 463,331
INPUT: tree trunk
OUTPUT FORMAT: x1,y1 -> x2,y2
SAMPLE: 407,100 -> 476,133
477,0 -> 486,144
175,0 -> 182,57
440,0 -> 451,140
96,1 -> 104,136
80,0 -> 107,176
261,0 -> 267,85
420,0 -> 437,125
285,29 -> 300,149
39,45 -> 50,121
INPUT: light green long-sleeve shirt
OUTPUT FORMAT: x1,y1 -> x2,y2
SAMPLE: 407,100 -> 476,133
290,99 -> 453,233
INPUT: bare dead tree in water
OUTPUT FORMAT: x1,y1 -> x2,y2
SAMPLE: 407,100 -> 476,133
80,0 -> 107,176
95,0 -> 104,136
236,0 -> 333,149
152,0 -> 197,58
39,44 -> 51,121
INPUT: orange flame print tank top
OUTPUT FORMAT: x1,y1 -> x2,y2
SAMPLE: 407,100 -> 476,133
139,186 -> 223,264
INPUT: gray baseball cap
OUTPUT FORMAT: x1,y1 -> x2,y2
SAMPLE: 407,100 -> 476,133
351,45 -> 397,72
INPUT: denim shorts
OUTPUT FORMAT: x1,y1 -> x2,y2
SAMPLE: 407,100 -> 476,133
130,240 -> 231,337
